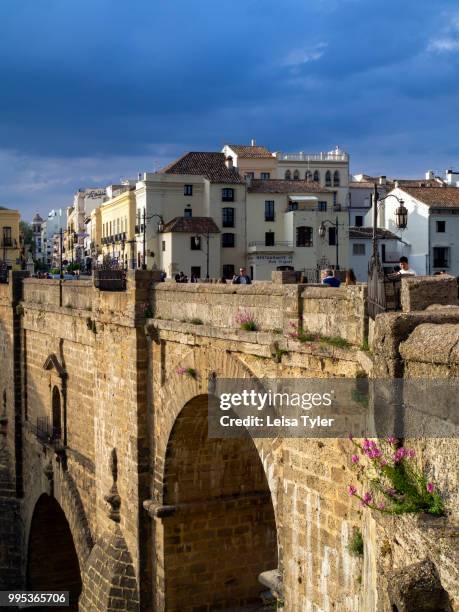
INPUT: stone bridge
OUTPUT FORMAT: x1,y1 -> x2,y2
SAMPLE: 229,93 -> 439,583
0,271 -> 458,611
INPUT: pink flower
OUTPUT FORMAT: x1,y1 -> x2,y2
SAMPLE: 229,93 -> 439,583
378,502 -> 386,510
393,447 -> 408,463
361,492 -> 373,506
348,485 -> 357,496
351,454 -> 359,464
408,449 -> 416,459
380,459 -> 388,467
387,436 -> 397,445
427,482 -> 435,494
363,438 -> 371,450
176,366 -> 187,375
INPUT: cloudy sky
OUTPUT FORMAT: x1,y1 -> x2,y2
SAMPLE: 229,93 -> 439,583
1,0 -> 459,220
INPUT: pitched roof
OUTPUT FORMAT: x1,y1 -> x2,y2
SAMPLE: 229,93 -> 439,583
161,216 -> 221,234
400,186 -> 459,209
227,144 -> 273,159
159,152 -> 244,184
349,226 -> 401,240
248,179 -> 333,194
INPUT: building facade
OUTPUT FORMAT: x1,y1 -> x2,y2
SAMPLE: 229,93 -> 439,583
0,207 -> 21,270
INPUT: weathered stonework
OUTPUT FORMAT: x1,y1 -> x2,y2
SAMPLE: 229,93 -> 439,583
0,272 -> 457,610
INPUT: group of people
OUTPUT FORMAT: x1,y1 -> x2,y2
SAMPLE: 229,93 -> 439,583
321,256 -> 417,288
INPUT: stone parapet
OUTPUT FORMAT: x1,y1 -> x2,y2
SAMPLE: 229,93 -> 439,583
401,274 -> 458,312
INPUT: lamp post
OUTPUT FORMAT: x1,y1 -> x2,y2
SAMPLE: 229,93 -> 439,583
193,233 -> 210,279
318,216 -> 341,270
367,183 -> 408,318
142,210 -> 164,270
371,183 -> 408,259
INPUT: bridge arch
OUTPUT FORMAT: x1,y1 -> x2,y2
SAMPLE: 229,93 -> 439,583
153,347 -> 280,610
26,494 -> 82,609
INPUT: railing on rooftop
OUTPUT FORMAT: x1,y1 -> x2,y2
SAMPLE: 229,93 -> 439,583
279,152 -> 349,162
248,241 -> 293,247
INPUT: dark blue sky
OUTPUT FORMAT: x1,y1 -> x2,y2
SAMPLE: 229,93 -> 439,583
1,0 -> 459,219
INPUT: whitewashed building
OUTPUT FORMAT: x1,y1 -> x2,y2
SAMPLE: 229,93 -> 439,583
349,227 -> 408,281
381,184 -> 459,276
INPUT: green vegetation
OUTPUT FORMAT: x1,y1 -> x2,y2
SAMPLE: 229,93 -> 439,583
348,528 -> 364,557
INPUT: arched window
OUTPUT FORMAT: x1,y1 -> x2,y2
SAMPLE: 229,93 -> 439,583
313,170 -> 320,183
296,226 -> 313,247
51,386 -> 61,440
325,171 -> 332,186
333,171 -> 340,187
285,170 -> 291,180
305,171 -> 312,182
293,170 -> 300,180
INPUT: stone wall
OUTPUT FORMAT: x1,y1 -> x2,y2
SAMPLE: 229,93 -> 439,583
400,275 -> 458,312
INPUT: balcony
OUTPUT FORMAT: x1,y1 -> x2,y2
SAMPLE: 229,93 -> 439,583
248,241 -> 293,253
30,416 -> 62,448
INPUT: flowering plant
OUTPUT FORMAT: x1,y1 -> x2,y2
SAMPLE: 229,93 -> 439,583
176,366 -> 198,380
286,321 -> 320,342
235,310 -> 258,331
347,435 -> 444,516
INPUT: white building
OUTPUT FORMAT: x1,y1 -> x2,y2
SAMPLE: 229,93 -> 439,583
137,152 -> 246,278
32,213 -> 44,262
349,227 -> 408,281
41,209 -> 66,267
246,179 -> 348,280
381,184 -> 459,276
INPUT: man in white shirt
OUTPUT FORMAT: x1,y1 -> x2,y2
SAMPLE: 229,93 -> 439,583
398,256 -> 416,276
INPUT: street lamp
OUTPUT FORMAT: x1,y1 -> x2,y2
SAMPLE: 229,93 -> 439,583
318,216 -> 341,270
367,183 -> 409,318
142,210 -> 164,270
193,233 -> 210,279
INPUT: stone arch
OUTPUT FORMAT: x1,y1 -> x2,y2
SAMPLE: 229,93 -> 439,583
27,494 -> 82,609
152,347 -> 280,610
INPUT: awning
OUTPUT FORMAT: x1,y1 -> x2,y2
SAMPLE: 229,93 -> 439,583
287,195 -> 318,201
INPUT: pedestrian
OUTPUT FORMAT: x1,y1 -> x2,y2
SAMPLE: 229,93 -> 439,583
321,269 -> 341,287
232,267 -> 252,284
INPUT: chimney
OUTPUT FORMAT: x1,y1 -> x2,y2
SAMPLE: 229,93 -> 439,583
251,139 -> 256,147
225,155 -> 233,169
379,175 -> 387,186
425,170 -> 434,180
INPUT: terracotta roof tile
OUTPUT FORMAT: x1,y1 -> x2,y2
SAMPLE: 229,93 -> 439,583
349,226 -> 401,240
248,179 -> 333,194
400,186 -> 459,209
161,216 -> 221,234
159,152 -> 244,184
227,144 -> 273,159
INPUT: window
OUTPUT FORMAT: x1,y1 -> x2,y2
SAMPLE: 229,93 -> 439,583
325,171 -> 332,187
313,170 -> 320,183
184,184 -> 193,196
433,246 -> 450,268
222,207 -> 235,228
265,201 -> 275,221
222,264 -> 235,279
52,386 -> 61,440
184,208 -> 192,218
328,227 -> 336,246
265,231 -> 275,246
245,172 -> 254,180
2,227 -> 12,247
191,266 -> 201,278
296,226 -> 313,247
222,233 -> 235,247
305,170 -> 312,182
162,241 -> 166,252
318,201 -> 327,212
355,215 -> 363,227
436,220 -> 446,233
191,236 -> 201,250
261,172 -> 271,180
353,243 -> 366,256
333,171 -> 340,187
222,188 -> 234,202
293,170 -> 300,180
288,202 -> 298,211
285,170 -> 291,180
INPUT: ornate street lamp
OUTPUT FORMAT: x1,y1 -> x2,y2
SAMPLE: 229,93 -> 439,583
318,216 -> 341,270
193,233 -> 210,279
142,211 -> 164,270
368,183 -> 408,318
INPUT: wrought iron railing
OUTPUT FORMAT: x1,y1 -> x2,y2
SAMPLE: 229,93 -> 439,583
30,416 -> 61,445
367,254 -> 401,319
93,260 -> 126,291
0,262 -> 8,284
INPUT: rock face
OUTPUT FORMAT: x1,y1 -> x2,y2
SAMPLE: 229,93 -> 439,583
0,272 -> 457,611
387,558 -> 452,612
